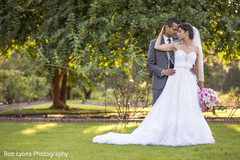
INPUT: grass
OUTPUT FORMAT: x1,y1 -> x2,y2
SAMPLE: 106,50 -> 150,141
76,89 -> 118,104
0,100 -> 240,118
0,100 -> 151,118
203,108 -> 240,118
0,122 -> 239,160
0,103 -> 116,115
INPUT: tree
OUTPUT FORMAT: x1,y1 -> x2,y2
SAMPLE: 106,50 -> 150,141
204,0 -> 240,61
68,69 -> 96,100
1,0 -> 239,110
1,0 -> 94,109
72,0 -> 239,119
81,0 -> 239,63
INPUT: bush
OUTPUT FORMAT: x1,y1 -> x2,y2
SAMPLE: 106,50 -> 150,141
70,85 -> 83,100
0,69 -> 51,104
223,60 -> 240,93
217,87 -> 240,107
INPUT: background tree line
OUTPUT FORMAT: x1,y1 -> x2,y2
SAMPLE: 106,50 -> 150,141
0,0 -> 239,109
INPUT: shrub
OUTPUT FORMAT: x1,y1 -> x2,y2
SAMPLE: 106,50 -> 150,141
70,85 -> 83,100
0,69 -> 51,104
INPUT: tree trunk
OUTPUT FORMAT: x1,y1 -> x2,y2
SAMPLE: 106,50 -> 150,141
6,94 -> 14,104
50,67 -> 68,110
83,87 -> 92,99
60,69 -> 68,105
67,86 -> 71,99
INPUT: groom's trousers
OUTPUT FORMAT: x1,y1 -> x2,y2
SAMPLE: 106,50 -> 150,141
152,88 -> 164,105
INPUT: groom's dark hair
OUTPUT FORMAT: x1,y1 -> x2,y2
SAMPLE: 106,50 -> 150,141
165,17 -> 180,27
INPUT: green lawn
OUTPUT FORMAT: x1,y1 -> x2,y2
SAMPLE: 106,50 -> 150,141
0,101 -> 151,118
0,122 -> 239,160
1,101 -> 240,118
0,103 -> 116,116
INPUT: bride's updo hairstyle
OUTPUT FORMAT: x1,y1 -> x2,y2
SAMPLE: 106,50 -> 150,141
179,23 -> 194,40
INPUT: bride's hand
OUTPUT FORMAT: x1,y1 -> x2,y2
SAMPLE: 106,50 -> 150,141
159,25 -> 165,37
199,81 -> 204,90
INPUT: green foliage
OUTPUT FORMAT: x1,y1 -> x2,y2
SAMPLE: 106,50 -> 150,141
101,37 -> 151,119
0,69 -> 50,104
70,85 -> 83,100
0,0 -> 40,58
82,0 -> 239,63
0,52 -> 51,103
223,60 -> 240,93
204,0 -> 240,61
0,0 -> 239,107
0,53 -> 49,77
203,52 -> 227,91
1,0 -> 239,63
217,88 -> 240,109
72,0 -> 239,102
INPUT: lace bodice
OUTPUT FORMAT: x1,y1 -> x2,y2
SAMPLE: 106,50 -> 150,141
174,49 -> 204,82
174,50 -> 196,69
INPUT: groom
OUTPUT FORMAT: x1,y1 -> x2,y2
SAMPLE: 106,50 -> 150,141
147,17 -> 180,105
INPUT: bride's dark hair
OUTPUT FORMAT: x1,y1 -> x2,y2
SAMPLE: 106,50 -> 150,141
179,23 -> 194,40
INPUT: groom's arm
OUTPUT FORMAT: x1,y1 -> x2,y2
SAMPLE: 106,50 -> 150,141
146,40 -> 165,78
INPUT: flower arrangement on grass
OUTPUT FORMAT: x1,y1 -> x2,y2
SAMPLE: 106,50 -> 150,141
198,88 -> 218,111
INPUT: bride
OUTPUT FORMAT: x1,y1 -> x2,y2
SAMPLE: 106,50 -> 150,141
92,23 -> 215,146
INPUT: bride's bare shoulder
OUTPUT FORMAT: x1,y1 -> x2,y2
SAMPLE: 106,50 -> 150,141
194,46 -> 199,55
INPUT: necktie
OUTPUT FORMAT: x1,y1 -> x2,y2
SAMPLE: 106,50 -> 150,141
167,38 -> 171,44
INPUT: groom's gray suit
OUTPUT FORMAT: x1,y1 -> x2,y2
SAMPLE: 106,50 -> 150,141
147,37 -> 175,105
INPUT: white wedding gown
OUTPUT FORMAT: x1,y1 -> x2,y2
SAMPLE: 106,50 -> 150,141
92,50 -> 215,146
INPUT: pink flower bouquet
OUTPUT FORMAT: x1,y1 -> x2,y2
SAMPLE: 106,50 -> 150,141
198,88 -> 218,111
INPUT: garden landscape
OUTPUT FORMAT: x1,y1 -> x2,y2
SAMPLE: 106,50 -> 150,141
0,0 -> 240,160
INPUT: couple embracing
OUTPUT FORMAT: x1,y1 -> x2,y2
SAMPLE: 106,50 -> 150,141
92,18 -> 215,147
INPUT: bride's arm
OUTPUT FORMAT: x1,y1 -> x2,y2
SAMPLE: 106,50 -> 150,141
154,25 -> 177,52
195,48 -> 204,89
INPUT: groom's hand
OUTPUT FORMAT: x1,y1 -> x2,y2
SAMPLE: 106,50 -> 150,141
163,69 -> 176,76
190,64 -> 197,75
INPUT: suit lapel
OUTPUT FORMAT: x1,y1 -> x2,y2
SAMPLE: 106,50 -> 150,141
158,37 -> 168,57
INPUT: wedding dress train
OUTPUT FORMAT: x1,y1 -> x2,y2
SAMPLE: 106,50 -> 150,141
92,50 -> 215,146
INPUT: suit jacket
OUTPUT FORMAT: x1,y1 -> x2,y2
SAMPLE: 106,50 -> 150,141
146,37 -> 175,90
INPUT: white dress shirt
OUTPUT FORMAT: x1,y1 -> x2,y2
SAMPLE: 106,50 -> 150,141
161,35 -> 173,76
